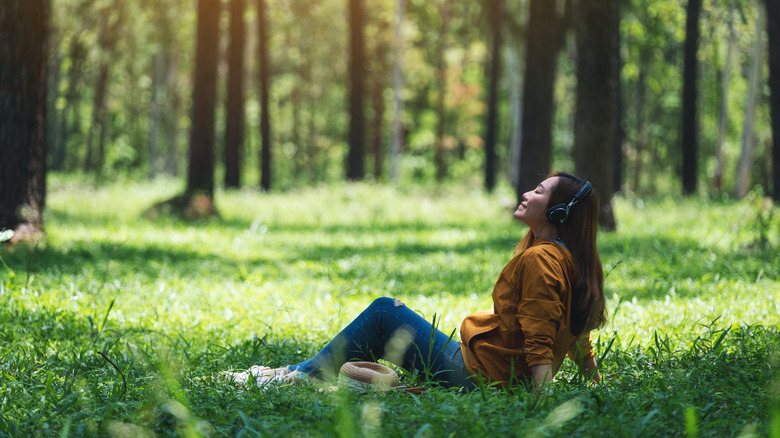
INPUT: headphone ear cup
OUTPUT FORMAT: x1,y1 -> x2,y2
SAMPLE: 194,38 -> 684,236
546,204 -> 569,224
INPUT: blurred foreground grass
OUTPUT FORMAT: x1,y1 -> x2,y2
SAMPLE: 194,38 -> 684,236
1,176 -> 779,437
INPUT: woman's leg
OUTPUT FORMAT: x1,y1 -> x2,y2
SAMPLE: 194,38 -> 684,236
287,297 -> 473,389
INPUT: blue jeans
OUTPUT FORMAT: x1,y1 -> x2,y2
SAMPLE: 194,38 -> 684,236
288,297 -> 475,390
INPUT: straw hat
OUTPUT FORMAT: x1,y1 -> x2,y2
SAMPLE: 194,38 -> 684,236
335,361 -> 399,392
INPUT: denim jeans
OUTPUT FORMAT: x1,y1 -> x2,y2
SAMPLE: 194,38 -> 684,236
288,297 -> 475,390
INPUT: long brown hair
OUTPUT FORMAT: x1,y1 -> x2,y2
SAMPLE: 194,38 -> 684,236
514,172 -> 606,335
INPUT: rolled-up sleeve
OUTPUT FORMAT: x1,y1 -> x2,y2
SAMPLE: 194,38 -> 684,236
516,252 -> 565,367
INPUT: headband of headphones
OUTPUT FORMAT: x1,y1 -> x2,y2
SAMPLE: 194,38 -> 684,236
545,181 -> 592,224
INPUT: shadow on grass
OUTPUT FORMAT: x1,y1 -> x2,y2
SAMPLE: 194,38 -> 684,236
3,212 -> 777,303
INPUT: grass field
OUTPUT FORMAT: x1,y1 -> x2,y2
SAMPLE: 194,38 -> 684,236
1,176 -> 779,437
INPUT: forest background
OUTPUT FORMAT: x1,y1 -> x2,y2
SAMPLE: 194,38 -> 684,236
2,0 -> 780,236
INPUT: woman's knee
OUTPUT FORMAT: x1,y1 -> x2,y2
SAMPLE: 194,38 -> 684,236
369,296 -> 405,311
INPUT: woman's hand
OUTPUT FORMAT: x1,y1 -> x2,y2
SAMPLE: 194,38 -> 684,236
582,357 -> 601,384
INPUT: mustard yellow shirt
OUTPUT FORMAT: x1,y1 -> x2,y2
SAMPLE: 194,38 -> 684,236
460,240 -> 594,384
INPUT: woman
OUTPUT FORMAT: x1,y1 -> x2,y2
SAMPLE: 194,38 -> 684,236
229,172 -> 606,390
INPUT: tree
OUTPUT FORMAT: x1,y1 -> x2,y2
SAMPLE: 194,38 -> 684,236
0,0 -> 50,242
347,0 -> 366,180
484,0 -> 503,192
84,1 -> 123,175
517,0 -> 561,197
681,0 -> 701,195
224,0 -> 247,188
390,0 -> 405,183
258,0 -> 272,190
433,0 -> 452,182
573,0 -> 618,230
736,8 -> 765,199
187,0 -> 220,199
768,0 -> 780,202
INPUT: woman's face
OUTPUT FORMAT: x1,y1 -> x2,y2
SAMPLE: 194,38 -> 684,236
514,176 -> 559,228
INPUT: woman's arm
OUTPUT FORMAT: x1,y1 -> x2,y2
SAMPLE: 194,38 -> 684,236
530,364 -> 552,390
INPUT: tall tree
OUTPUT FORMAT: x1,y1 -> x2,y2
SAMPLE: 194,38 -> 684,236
224,0 -> 247,188
390,0 -> 405,183
433,0 -> 452,182
768,0 -> 780,202
84,1 -> 124,175
573,0 -> 618,230
681,0 -> 702,195
517,0 -> 560,197
736,9 -> 765,199
484,0 -> 503,192
0,0 -> 50,241
258,0 -> 272,190
185,0 -> 220,210
714,0 -> 737,192
347,0 -> 366,180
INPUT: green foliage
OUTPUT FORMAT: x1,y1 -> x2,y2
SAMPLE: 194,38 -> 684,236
1,177 -> 779,436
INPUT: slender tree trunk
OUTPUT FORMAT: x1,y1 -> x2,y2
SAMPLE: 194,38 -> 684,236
517,0 -> 559,197
149,50 -> 163,179
507,46 -> 523,190
484,0 -> 502,192
164,48 -> 181,177
767,0 -> 780,202
736,10 -> 765,199
632,67 -> 647,193
186,0 -> 220,198
85,63 -> 109,174
573,0 -> 618,230
612,0 -> 624,194
224,0 -> 246,188
55,35 -> 86,171
370,37 -> 388,180
0,0 -> 49,240
258,0 -> 272,190
434,0 -> 452,182
681,0 -> 701,195
390,0 -> 405,183
347,0 -> 366,180
714,0 -> 737,192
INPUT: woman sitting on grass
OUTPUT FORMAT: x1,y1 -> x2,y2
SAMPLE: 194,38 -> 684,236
227,171 -> 606,391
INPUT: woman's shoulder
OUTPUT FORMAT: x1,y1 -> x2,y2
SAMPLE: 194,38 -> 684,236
523,239 -> 570,259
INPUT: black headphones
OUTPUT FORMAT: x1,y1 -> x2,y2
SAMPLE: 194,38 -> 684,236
545,181 -> 592,224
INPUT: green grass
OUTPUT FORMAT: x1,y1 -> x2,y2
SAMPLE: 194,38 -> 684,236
1,176 -> 779,437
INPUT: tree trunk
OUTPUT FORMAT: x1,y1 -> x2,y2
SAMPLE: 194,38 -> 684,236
258,0 -> 272,190
55,35 -> 86,172
370,35 -> 389,180
390,0 -> 405,183
186,0 -> 220,199
0,0 -> 49,241
736,9 -> 765,199
517,0 -> 559,197
224,0 -> 246,189
767,0 -> 780,202
164,48 -> 182,177
681,0 -> 701,195
85,63 -> 109,174
714,0 -> 737,192
347,0 -> 366,180
573,0 -> 618,230
484,0 -> 503,192
632,67 -> 647,193
149,50 -> 163,179
434,0 -> 452,182
612,0 -> 624,195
